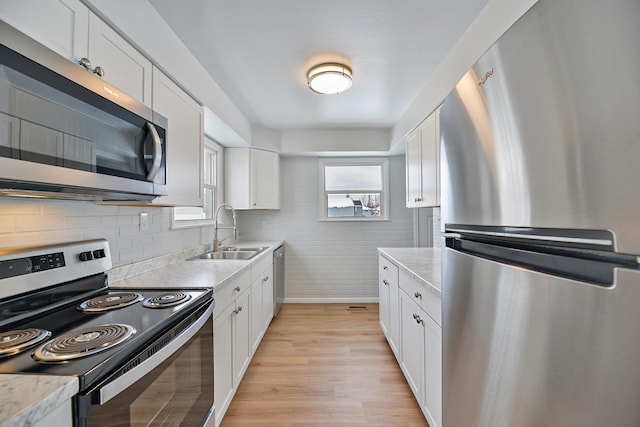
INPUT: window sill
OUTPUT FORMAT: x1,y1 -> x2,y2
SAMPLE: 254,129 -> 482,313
318,218 -> 390,222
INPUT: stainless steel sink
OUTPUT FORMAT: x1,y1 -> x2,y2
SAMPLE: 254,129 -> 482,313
188,246 -> 269,261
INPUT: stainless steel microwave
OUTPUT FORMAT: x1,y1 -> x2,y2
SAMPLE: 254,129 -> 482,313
0,20 -> 167,201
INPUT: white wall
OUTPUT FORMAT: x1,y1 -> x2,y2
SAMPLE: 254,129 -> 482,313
281,128 -> 390,155
237,155 -> 413,302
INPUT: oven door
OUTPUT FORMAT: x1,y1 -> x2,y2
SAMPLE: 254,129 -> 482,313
75,302 -> 214,427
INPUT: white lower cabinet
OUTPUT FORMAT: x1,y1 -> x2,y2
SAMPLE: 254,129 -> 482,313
380,256 -> 442,427
214,253 -> 275,427
214,269 -> 251,427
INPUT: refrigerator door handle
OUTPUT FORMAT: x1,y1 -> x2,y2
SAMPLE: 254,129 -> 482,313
442,232 -> 462,239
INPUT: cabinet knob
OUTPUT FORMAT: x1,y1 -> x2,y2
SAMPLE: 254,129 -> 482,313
414,291 -> 422,299
414,197 -> 423,202
93,66 -> 105,77
383,279 -> 389,286
383,266 -> 388,270
263,276 -> 269,282
234,286 -> 241,292
79,57 -> 92,70
234,306 -> 243,314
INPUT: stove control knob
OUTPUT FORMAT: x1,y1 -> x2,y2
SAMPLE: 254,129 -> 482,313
79,251 -> 94,262
93,249 -> 106,259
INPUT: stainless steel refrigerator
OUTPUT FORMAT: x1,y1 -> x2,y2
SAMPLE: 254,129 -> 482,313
440,0 -> 640,426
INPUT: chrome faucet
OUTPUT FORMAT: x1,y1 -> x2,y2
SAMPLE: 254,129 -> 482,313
213,204 -> 237,252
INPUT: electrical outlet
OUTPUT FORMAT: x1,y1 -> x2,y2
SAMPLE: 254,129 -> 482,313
139,212 -> 149,232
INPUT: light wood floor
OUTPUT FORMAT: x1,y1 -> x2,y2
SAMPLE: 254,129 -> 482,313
221,303 -> 428,427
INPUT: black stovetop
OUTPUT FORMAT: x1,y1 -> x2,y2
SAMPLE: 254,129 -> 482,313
0,284 -> 212,390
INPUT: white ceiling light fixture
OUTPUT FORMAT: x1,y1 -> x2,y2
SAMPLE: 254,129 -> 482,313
307,62 -> 353,94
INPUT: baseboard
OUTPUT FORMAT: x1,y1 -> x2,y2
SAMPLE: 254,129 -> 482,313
283,297 -> 379,304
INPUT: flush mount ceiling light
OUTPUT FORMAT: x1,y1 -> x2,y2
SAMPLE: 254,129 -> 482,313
307,63 -> 353,94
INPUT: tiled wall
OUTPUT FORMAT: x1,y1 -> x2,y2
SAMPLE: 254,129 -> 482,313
0,198 -> 210,268
237,155 -> 413,302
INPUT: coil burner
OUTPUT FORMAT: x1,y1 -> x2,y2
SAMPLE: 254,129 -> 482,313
143,292 -> 192,308
78,292 -> 143,313
0,328 -> 52,357
32,324 -> 135,362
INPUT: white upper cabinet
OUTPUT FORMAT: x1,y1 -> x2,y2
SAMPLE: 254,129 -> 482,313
0,0 -> 89,61
151,67 -> 204,207
1,0 -> 152,107
87,13 -> 152,106
406,108 -> 440,208
225,148 -> 280,210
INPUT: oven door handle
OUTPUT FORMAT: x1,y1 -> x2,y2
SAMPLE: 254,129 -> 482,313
98,302 -> 213,404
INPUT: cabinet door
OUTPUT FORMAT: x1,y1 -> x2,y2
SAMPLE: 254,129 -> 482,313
0,0 -> 89,61
420,111 -> 439,207
226,148 -> 280,210
214,303 -> 234,427
405,129 -> 422,208
251,149 -> 280,209
378,267 -> 391,337
250,276 -> 263,355
400,291 -> 425,402
388,279 -> 400,357
152,68 -> 204,207
233,290 -> 251,388
424,314 -> 442,427
261,269 -> 274,330
87,13 -> 152,106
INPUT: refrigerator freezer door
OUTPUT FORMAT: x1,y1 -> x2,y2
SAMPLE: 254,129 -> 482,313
442,247 -> 640,427
439,0 -> 640,254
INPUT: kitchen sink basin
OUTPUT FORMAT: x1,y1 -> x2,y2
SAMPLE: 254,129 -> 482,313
188,246 -> 269,261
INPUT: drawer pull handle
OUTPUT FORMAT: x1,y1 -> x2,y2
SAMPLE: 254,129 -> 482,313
413,313 -> 424,324
414,292 -> 422,299
383,279 -> 389,286
234,286 -> 241,292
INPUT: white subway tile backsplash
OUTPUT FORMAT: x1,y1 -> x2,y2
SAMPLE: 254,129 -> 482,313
15,215 -> 64,232
0,197 -> 206,271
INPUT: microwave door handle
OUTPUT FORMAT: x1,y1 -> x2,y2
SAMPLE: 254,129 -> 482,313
98,303 -> 213,405
145,122 -> 162,181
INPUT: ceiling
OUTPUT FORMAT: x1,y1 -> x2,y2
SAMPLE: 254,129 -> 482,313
148,0 -> 489,131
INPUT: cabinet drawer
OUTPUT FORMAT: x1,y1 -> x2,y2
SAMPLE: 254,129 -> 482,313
399,269 -> 441,326
379,255 -> 399,287
214,269 -> 250,318
251,253 -> 273,282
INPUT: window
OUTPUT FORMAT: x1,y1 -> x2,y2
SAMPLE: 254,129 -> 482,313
319,158 -> 389,221
172,144 -> 218,228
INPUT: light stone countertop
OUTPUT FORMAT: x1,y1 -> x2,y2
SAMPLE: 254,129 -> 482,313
0,375 -> 78,427
378,247 -> 441,297
112,241 -> 283,289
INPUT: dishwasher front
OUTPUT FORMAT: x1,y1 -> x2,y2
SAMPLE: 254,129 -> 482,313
273,245 -> 284,317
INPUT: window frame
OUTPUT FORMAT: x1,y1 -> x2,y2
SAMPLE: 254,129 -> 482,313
318,158 -> 390,222
171,141 -> 221,229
